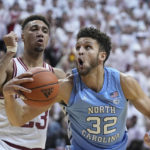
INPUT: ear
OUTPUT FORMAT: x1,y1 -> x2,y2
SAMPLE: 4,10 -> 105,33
98,52 -> 107,63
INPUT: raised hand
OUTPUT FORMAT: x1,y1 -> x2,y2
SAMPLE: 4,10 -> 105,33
3,31 -> 18,52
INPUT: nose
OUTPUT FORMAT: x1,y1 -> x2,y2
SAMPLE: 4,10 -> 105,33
78,47 -> 84,55
36,29 -> 44,38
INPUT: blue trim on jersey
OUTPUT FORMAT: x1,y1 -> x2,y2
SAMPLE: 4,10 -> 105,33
66,67 -> 128,150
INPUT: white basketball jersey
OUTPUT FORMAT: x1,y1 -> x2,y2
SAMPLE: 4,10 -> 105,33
0,57 -> 53,149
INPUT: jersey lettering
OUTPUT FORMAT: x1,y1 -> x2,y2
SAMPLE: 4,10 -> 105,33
86,116 -> 117,135
22,111 -> 48,129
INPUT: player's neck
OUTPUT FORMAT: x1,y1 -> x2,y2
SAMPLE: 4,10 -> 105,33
20,52 -> 44,68
81,65 -> 104,92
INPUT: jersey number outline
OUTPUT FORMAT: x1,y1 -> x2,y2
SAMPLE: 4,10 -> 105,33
86,116 -> 117,134
22,111 -> 48,129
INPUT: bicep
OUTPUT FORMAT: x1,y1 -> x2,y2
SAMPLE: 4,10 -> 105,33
121,73 -> 150,117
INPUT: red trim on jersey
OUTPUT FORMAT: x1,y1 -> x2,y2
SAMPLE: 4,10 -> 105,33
44,62 -> 53,72
17,57 -> 28,71
48,64 -> 53,72
3,140 -> 43,150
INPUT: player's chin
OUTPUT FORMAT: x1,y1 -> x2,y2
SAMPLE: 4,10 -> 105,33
34,47 -> 45,52
77,68 -> 88,76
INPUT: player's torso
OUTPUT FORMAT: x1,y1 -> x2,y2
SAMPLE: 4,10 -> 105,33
0,57 -> 52,149
66,67 -> 128,150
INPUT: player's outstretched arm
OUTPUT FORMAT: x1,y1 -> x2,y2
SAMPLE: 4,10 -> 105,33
0,32 -> 17,92
120,73 -> 150,118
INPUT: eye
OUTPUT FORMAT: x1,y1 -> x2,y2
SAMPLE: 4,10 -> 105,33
31,27 -> 38,31
76,46 -> 80,51
42,28 -> 49,34
85,45 -> 91,50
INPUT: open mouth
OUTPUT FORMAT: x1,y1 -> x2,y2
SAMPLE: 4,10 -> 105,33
37,39 -> 44,44
78,58 -> 83,66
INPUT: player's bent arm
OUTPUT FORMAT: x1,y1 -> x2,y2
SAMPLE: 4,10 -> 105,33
0,31 -> 17,91
120,73 -> 150,118
3,73 -> 72,126
3,72 -> 51,126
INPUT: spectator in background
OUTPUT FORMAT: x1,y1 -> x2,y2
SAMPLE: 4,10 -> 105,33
0,0 -> 9,39
7,1 -> 21,33
0,0 -> 10,25
44,37 -> 63,67
45,106 -> 70,150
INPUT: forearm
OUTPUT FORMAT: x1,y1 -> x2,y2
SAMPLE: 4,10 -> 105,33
0,52 -> 15,88
0,52 -> 15,69
4,95 -> 24,126
4,94 -> 51,126
0,31 -> 17,87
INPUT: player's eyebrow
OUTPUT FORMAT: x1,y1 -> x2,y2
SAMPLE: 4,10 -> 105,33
29,24 -> 49,32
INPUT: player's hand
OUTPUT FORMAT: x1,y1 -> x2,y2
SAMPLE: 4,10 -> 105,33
3,31 -> 18,53
144,132 -> 150,147
3,72 -> 33,98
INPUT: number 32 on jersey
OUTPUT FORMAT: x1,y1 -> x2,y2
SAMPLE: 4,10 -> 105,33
86,116 -> 117,135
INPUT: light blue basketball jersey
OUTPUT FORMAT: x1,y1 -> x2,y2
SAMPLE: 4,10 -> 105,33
66,67 -> 128,150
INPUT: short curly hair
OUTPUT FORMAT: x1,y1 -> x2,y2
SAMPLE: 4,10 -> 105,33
21,15 -> 50,30
77,27 -> 111,63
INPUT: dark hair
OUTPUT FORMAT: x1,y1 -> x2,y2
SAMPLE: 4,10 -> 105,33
77,27 -> 111,63
21,15 -> 50,30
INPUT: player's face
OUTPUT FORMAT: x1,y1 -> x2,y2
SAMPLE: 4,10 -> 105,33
75,37 -> 101,75
22,20 -> 49,53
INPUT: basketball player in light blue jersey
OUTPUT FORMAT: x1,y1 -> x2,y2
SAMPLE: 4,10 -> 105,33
3,27 -> 150,150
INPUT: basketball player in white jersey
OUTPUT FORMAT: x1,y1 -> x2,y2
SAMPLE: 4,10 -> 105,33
0,15 -> 66,150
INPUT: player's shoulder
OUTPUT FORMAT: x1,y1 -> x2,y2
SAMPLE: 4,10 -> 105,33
104,66 -> 120,75
120,72 -> 136,85
120,72 -> 140,100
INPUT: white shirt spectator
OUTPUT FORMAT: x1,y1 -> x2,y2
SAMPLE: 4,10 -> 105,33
0,23 -> 7,40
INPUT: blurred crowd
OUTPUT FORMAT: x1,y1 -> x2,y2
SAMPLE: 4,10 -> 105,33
0,0 -> 150,149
